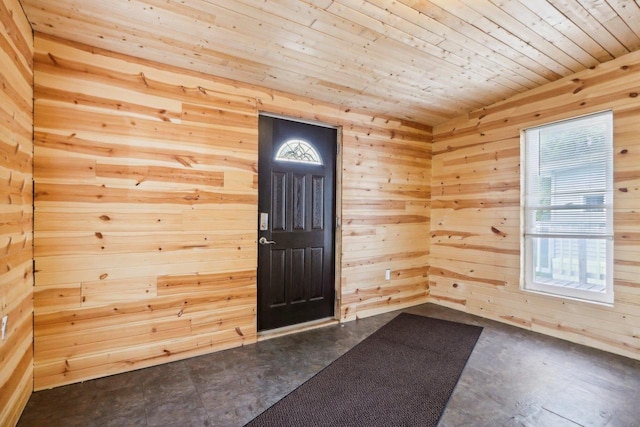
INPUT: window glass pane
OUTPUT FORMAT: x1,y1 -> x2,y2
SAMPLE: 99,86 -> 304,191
275,139 -> 322,165
523,110 -> 613,303
525,111 -> 613,237
531,237 -> 607,292
530,204 -> 608,235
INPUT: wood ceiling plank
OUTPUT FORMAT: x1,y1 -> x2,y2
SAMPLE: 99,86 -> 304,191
400,0 -> 556,85
491,0 -> 599,67
329,0 -> 446,46
517,0 -> 613,62
367,0 -> 547,89
425,0 -> 570,77
606,0 -> 640,40
547,0 -> 630,57
576,0 -> 640,51
212,0 -> 532,110
194,0 -> 444,101
324,0 -> 542,106
462,0 -> 585,73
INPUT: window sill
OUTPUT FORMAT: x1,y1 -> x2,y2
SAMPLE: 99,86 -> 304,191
521,284 -> 614,307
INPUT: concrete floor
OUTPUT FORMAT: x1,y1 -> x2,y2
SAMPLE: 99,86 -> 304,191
17,304 -> 640,427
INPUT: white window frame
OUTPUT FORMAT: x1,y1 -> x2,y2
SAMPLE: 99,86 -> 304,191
521,111 -> 614,305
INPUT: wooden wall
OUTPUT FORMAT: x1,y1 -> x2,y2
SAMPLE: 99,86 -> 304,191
0,0 -> 34,425
33,34 -> 431,389
339,121 -> 431,321
431,49 -> 640,360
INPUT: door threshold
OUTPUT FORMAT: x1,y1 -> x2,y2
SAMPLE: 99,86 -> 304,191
257,317 -> 339,342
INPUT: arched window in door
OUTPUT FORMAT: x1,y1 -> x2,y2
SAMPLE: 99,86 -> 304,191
275,139 -> 323,165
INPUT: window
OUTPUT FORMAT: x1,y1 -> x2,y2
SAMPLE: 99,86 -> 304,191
275,139 -> 322,165
522,111 -> 614,304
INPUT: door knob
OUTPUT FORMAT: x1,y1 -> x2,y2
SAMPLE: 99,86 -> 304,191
259,237 -> 276,245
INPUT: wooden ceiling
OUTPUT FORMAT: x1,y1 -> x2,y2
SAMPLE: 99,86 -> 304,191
20,0 -> 640,125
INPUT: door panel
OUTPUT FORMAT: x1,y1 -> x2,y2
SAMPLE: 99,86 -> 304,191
310,248 -> 324,299
269,249 -> 286,306
292,174 -> 305,230
272,173 -> 286,231
312,176 -> 324,230
258,116 -> 336,331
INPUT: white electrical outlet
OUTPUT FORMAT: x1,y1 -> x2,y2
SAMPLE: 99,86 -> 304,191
385,268 -> 391,280
1,315 -> 7,340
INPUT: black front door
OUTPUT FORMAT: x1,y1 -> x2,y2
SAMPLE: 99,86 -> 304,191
257,116 -> 336,331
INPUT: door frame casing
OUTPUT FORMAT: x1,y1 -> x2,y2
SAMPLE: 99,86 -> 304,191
256,112 -> 342,326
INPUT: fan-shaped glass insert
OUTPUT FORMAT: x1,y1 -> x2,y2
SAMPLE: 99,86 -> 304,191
275,139 -> 323,165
